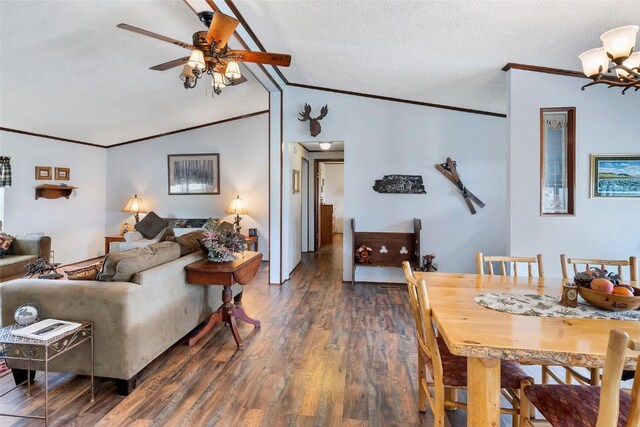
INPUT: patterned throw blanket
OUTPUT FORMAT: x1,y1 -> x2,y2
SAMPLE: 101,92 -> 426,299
474,292 -> 640,321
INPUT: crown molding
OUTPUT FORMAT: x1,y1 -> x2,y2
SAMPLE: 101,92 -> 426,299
0,127 -> 103,148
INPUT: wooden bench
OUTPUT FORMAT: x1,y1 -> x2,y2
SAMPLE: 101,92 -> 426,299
350,218 -> 421,285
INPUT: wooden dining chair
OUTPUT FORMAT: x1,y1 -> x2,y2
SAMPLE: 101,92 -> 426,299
476,252 -> 545,277
561,254 -> 638,282
548,255 -> 639,387
520,328 -> 640,427
402,262 -> 533,426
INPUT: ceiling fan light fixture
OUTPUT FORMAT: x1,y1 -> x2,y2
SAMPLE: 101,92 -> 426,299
600,25 -> 639,62
225,61 -> 241,80
212,72 -> 226,94
187,49 -> 206,70
319,142 -> 332,150
179,64 -> 195,81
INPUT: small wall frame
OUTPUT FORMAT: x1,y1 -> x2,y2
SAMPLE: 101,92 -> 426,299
55,167 -> 70,181
35,166 -> 52,180
292,169 -> 300,194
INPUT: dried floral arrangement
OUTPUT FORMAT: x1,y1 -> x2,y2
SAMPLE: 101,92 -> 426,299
202,219 -> 246,262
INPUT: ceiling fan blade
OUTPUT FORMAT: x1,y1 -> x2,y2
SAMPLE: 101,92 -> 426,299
206,12 -> 239,49
150,57 -> 190,71
117,23 -> 195,50
227,50 -> 291,67
182,0 -> 199,17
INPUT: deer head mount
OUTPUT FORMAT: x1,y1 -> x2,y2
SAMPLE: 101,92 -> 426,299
298,103 -> 328,137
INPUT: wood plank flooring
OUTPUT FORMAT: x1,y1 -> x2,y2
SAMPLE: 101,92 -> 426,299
0,236 -> 471,426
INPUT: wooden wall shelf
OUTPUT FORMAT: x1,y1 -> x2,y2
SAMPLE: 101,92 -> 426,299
35,184 -> 77,200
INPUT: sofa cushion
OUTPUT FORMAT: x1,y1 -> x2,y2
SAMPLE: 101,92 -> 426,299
0,232 -> 15,258
134,212 -> 168,239
97,241 -> 180,282
0,255 -> 37,278
166,230 -> 204,256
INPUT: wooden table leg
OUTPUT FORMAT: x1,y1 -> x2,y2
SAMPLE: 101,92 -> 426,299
231,305 -> 261,328
188,309 -> 223,347
467,357 -> 501,426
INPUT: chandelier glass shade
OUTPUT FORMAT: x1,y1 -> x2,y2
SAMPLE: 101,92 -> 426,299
579,25 -> 639,93
178,50 -> 242,95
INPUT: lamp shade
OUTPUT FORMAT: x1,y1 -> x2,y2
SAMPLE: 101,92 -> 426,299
617,52 -> 640,78
179,64 -> 196,82
579,47 -> 609,77
600,25 -> 639,61
225,61 -> 241,80
212,71 -> 226,91
122,195 -> 146,214
225,195 -> 248,215
187,49 -> 206,70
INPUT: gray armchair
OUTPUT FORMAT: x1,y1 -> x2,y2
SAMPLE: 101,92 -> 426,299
0,234 -> 51,281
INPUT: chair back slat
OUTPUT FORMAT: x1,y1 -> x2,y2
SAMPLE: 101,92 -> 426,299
596,329 -> 630,427
561,255 -> 638,282
402,262 -> 443,385
475,252 -> 544,278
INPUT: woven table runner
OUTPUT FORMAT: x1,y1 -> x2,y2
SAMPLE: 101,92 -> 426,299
474,293 -> 640,321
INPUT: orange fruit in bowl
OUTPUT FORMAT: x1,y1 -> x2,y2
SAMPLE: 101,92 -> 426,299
613,286 -> 634,297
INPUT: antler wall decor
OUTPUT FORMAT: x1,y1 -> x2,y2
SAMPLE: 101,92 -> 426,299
298,103 -> 328,137
435,157 -> 485,214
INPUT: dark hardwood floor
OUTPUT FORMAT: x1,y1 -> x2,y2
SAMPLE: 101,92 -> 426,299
1,235 -> 459,426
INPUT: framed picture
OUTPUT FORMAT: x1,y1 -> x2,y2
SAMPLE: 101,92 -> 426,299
292,169 -> 300,194
55,167 -> 70,181
248,228 -> 258,237
167,153 -> 220,195
35,166 -> 51,180
591,154 -> 640,198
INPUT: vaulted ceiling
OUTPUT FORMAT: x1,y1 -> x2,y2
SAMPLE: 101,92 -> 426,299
1,1 -> 638,146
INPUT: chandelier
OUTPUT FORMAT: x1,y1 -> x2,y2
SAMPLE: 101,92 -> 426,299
579,25 -> 639,94
179,50 -> 242,96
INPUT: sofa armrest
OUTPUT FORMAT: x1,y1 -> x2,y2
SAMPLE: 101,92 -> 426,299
124,231 -> 143,242
0,278 -> 143,379
7,235 -> 51,260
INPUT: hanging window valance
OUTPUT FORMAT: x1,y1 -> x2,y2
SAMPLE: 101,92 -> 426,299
0,157 -> 12,187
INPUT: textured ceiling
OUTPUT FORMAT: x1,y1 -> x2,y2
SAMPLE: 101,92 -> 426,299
233,0 -> 640,114
2,1 -> 639,146
0,1 -> 268,146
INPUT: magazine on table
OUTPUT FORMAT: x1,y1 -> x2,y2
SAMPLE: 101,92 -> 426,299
11,319 -> 82,340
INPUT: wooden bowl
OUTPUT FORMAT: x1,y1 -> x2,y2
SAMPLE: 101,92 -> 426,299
578,286 -> 640,311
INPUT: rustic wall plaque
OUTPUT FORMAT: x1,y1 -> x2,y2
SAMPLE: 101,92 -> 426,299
372,175 -> 426,194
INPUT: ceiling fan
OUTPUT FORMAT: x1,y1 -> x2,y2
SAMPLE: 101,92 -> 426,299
117,3 -> 291,96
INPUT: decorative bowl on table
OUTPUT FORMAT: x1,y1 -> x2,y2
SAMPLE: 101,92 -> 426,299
577,286 -> 640,312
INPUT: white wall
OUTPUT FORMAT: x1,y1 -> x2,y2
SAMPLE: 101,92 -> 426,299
106,113 -> 270,260
1,132 -> 106,263
508,69 -> 640,278
284,86 -> 507,282
285,142 -> 304,273
323,163 -> 344,233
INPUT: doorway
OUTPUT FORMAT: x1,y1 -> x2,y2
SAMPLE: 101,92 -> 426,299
314,160 -> 344,251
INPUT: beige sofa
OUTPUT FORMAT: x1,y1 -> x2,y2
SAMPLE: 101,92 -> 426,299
0,243 -> 242,394
0,234 -> 51,282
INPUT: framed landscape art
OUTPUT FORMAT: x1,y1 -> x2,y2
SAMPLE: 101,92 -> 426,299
590,154 -> 640,199
167,153 -> 220,195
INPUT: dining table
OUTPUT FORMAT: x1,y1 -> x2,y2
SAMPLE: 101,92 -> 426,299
413,272 -> 640,426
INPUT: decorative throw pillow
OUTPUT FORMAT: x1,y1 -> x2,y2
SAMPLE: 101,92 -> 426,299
155,226 -> 175,242
134,211 -> 168,239
166,230 -> 204,256
0,232 -> 15,258
65,261 -> 103,280
97,241 -> 180,282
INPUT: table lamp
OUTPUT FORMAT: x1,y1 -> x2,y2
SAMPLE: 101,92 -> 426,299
225,195 -> 248,233
122,194 -> 146,224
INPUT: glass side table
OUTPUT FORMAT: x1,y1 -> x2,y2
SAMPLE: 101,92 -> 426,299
0,321 -> 94,426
